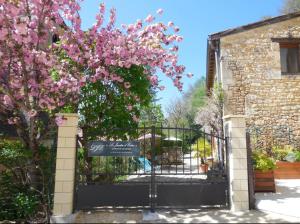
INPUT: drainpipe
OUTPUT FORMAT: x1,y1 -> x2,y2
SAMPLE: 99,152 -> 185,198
214,40 -> 225,141
214,40 -> 221,83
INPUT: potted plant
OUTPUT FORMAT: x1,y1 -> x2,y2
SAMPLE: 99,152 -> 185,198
273,147 -> 300,179
192,137 -> 211,172
252,150 -> 276,192
199,157 -> 208,173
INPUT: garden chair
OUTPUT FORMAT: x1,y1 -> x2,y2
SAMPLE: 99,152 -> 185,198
135,157 -> 161,173
137,157 -> 152,172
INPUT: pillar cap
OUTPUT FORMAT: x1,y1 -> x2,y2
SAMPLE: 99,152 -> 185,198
55,113 -> 79,118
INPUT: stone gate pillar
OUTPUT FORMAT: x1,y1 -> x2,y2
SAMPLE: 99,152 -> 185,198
53,113 -> 78,216
223,115 -> 249,211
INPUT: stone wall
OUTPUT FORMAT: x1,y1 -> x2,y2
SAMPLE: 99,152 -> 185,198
220,17 -> 300,146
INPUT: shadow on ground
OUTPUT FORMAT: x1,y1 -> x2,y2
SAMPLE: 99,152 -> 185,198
74,209 -> 300,223
255,179 -> 300,219
71,179 -> 300,223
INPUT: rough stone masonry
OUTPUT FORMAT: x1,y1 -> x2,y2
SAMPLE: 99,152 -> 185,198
219,16 -> 300,146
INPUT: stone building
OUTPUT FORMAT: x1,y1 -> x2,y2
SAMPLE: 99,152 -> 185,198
206,11 -> 300,146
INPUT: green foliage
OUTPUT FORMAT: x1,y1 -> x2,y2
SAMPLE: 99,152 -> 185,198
0,140 -> 55,222
267,144 -> 300,163
92,157 -> 137,183
0,141 -> 39,221
212,82 -> 224,104
167,77 -> 207,127
65,65 -> 156,185
284,150 -> 300,162
139,102 -> 165,126
13,192 -> 38,219
188,78 -> 207,120
271,145 -> 294,161
50,69 -> 59,81
295,151 -> 300,162
76,147 -> 138,184
77,65 -> 153,139
64,66 -> 154,186
252,150 -> 276,171
0,140 -> 31,168
0,172 -> 39,221
192,137 -> 212,159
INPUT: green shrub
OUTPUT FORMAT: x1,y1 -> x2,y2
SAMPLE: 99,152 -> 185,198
295,151 -> 300,162
271,145 -> 293,161
13,192 -> 38,219
0,140 -> 31,168
252,150 -> 276,171
284,150 -> 300,162
0,171 -> 39,221
0,139 -> 55,222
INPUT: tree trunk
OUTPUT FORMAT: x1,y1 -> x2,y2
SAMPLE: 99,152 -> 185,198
82,127 -> 93,182
28,137 -> 44,192
15,114 -> 44,191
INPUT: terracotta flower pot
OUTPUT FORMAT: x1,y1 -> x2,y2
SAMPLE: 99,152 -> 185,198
199,164 -> 208,173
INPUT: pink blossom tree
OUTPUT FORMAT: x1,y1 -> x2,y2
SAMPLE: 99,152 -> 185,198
0,1 -> 191,164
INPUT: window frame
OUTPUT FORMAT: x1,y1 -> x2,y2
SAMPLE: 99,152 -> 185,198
271,38 -> 300,75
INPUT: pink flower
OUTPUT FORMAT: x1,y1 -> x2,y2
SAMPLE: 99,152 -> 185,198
84,52 -> 90,59
10,5 -> 20,16
55,116 -> 65,126
15,23 -> 27,35
124,82 -> 131,89
145,14 -> 154,23
3,95 -> 12,106
117,77 -> 124,83
176,36 -> 183,42
8,117 -> 20,125
132,115 -> 139,123
156,9 -> 163,15
7,118 -> 15,125
174,26 -> 180,32
171,46 -> 179,52
150,75 -> 158,86
100,3 -> 105,14
28,109 -> 37,118
127,105 -> 133,111
0,0 -> 190,120
109,8 -> 116,26
0,29 -> 8,40
79,77 -> 87,87
159,86 -> 165,91
48,104 -> 56,110
187,73 -> 193,78
134,96 -> 140,102
168,21 -> 174,27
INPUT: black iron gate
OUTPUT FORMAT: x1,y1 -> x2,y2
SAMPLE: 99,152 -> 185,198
74,126 -> 229,211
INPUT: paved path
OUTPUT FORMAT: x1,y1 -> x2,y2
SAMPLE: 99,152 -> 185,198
255,179 -> 300,219
126,152 -> 208,182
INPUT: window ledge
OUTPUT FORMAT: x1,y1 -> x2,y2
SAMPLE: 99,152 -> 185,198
281,73 -> 300,79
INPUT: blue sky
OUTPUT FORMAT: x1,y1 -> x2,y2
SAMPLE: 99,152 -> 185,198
79,0 -> 283,115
